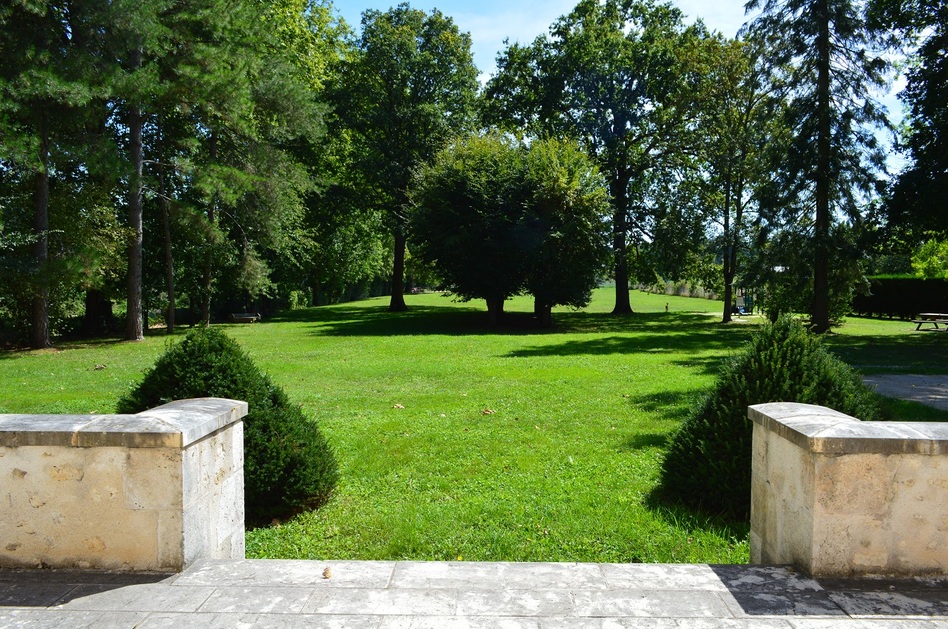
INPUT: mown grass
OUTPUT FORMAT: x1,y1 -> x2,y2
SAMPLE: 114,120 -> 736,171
1,288 -> 944,563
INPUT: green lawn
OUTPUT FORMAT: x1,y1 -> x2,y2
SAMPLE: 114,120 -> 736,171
1,288 -> 945,563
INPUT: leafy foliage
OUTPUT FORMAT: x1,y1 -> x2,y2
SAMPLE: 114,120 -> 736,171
658,316 -> 879,519
743,222 -> 869,323
333,3 -> 479,311
912,239 -> 948,279
117,327 -> 337,523
485,0 -> 709,315
522,138 -> 612,323
870,0 -> 948,241
411,134 -> 610,324
410,134 -> 528,322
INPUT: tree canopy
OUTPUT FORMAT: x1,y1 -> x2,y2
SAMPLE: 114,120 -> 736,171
411,134 -> 610,325
333,3 -> 479,312
485,0 -> 712,315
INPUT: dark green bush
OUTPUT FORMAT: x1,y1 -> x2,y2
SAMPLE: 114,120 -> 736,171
117,327 -> 338,524
657,316 -> 879,519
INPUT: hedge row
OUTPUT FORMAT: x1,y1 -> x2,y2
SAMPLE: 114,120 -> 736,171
851,278 -> 948,319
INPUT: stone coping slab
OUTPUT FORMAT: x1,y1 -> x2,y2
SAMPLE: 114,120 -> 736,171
748,402 -> 948,455
0,398 -> 247,448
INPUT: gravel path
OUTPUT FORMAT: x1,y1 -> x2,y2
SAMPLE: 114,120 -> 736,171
863,374 -> 948,412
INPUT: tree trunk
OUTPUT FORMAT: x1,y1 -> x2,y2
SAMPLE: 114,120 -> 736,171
486,297 -> 505,326
31,118 -> 51,349
389,228 -> 408,312
160,165 -> 175,335
722,172 -> 733,324
125,48 -> 145,341
201,131 -> 217,326
534,299 -> 553,328
811,0 -> 832,334
610,172 -> 633,315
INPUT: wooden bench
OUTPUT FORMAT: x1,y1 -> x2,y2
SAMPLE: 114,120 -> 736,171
912,312 -> 948,331
229,312 -> 261,323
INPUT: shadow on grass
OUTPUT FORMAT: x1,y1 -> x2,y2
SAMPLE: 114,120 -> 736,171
279,303 -> 758,345
623,433 -> 671,450
0,336 -> 134,360
643,490 -> 750,548
627,389 -> 706,423
823,330 -> 948,375
505,314 -> 755,361
276,303 -> 506,337
875,395 -> 948,422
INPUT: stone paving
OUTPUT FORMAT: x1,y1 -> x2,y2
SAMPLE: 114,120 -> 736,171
863,375 -> 948,412
1,560 -> 947,628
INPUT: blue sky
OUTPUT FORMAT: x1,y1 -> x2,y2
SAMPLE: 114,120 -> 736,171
333,0 -> 755,79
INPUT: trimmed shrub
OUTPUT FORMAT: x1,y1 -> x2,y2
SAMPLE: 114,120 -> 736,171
117,327 -> 338,524
657,316 -> 879,519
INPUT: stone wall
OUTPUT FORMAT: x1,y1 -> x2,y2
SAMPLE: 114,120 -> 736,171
750,402 -> 948,577
0,398 -> 247,572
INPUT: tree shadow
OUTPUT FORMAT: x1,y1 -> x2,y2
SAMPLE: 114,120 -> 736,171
287,303 -> 757,343
823,330 -> 948,375
643,489 -> 749,545
623,432 -> 671,450
504,315 -> 755,359
625,389 -> 706,424
283,303 -> 573,337
0,337 -> 133,361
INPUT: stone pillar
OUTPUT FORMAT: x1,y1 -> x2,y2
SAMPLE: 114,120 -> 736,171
0,398 -> 247,572
750,402 -> 948,577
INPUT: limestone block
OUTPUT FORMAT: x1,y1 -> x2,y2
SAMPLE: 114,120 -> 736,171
750,402 -> 948,578
0,398 -> 247,572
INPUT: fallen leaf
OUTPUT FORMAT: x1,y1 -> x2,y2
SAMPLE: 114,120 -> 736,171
393,404 -> 405,409
481,409 -> 495,415
322,567 -> 332,579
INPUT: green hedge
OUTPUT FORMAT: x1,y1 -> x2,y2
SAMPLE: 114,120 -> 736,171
657,316 -> 879,519
851,278 -> 948,318
117,327 -> 338,524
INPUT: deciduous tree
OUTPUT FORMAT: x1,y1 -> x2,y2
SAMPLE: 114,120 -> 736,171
335,3 -> 479,312
485,0 -> 709,315
411,134 -> 610,325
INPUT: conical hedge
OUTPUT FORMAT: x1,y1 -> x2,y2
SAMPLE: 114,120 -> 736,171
658,316 -> 879,519
117,327 -> 338,524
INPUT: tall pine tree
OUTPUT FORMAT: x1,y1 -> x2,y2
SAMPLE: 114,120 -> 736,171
746,0 -> 889,332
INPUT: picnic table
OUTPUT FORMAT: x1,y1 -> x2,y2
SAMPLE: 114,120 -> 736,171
912,312 -> 948,331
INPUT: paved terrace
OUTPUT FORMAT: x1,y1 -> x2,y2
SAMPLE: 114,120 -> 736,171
1,559 -> 947,628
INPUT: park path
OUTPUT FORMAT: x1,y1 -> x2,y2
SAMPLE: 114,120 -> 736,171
863,374 -> 948,412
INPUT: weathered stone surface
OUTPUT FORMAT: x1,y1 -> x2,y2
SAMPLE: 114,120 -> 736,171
0,399 -> 246,572
0,398 -> 248,449
2,559 -> 947,626
750,403 -> 948,577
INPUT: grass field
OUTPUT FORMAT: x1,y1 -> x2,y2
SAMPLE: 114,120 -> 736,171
2,288 -> 946,564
